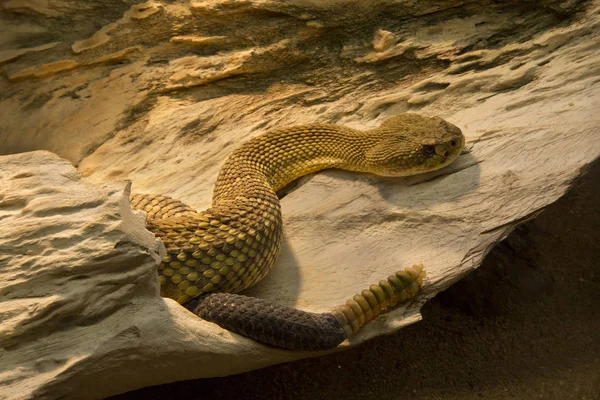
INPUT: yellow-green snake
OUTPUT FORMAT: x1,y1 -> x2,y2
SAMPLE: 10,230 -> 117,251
131,113 -> 464,350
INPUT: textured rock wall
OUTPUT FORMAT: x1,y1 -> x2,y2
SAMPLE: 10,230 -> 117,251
1,0 -> 599,399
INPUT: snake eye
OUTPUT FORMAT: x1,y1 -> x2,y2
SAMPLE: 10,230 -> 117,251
423,145 -> 435,155
450,139 -> 457,147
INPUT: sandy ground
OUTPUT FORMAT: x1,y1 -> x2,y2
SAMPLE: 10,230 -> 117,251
112,161 -> 599,400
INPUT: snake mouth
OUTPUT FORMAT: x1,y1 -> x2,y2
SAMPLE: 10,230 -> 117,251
436,146 -> 452,158
442,134 -> 464,159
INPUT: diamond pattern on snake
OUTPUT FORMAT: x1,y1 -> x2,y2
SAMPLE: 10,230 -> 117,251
130,113 -> 465,350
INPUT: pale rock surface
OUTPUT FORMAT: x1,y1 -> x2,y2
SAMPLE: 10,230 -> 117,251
1,0 -> 599,398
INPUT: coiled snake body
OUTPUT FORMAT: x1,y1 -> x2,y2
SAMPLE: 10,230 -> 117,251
130,113 -> 464,350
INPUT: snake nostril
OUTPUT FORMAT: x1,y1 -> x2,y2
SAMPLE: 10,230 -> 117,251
444,151 -> 450,157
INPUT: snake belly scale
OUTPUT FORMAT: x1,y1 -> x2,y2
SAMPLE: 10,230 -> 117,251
130,113 -> 465,350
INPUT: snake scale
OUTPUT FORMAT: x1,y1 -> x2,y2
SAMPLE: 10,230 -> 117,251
130,113 -> 465,350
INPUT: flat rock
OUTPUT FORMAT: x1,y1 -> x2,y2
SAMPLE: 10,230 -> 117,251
0,0 -> 599,398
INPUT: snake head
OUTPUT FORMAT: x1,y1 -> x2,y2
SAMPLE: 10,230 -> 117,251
365,113 -> 465,176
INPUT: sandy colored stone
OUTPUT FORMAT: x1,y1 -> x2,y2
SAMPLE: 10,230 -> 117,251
0,0 -> 599,399
86,46 -> 142,65
2,0 -> 82,17
0,42 -> 59,65
71,1 -> 162,54
170,35 -> 229,46
165,39 -> 301,90
8,59 -> 79,80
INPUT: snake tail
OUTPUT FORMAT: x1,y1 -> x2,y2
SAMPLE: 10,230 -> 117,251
191,264 -> 426,350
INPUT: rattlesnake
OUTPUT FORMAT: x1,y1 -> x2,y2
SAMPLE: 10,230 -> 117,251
130,113 -> 464,350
